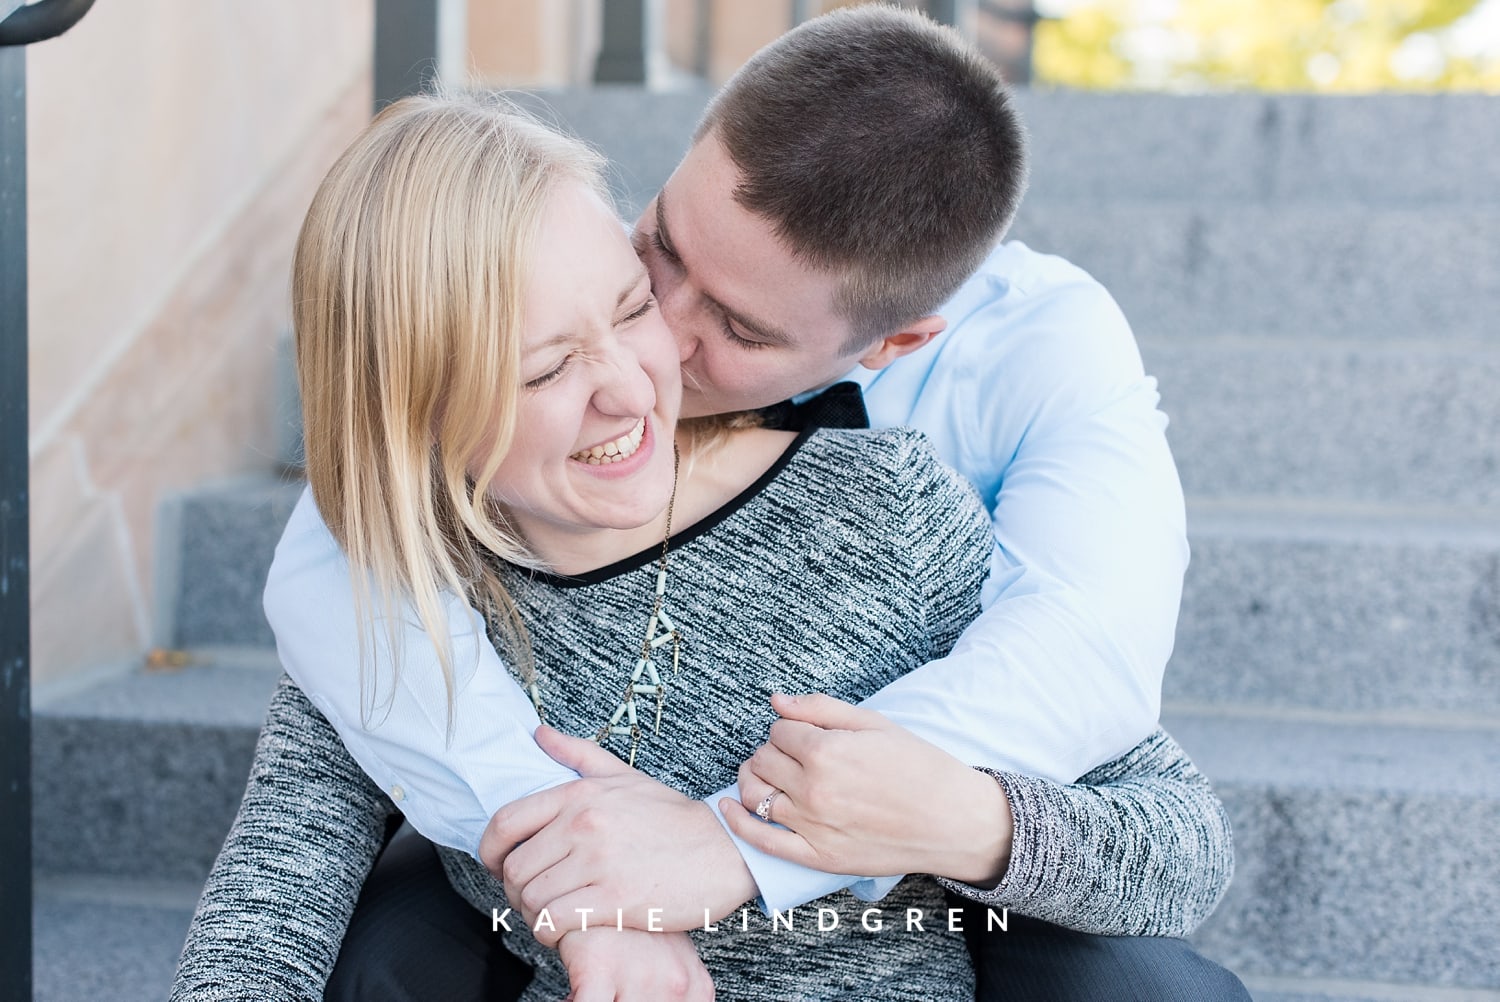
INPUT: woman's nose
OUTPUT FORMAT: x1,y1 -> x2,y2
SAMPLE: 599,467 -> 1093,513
592,348 -> 657,417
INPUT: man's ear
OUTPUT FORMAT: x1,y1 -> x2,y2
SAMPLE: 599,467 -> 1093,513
856,315 -> 947,371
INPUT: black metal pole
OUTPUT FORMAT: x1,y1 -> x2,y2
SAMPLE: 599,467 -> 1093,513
594,0 -> 649,84
0,37 -> 32,1002
0,4 -> 97,995
374,0 -> 439,110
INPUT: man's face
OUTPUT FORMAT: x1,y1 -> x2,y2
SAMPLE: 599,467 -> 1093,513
633,133 -> 869,419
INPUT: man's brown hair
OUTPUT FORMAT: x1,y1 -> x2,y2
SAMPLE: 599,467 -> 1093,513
696,3 -> 1028,347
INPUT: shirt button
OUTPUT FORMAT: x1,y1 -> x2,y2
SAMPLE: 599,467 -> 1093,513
391,785 -> 406,802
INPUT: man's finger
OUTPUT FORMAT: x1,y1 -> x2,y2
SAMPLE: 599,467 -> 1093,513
535,724 -> 634,778
479,785 -> 572,875
769,692 -> 886,731
514,864 -> 598,946
499,830 -> 573,909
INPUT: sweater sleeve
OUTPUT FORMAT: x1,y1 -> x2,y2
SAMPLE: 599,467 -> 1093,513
935,727 -> 1234,938
171,674 -> 398,1001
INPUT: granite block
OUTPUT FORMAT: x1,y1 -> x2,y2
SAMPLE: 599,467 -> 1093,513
1014,93 -> 1500,208
1171,713 -> 1500,988
1170,513 -> 1500,717
1007,204 -> 1500,342
523,91 -> 1500,211
516,88 -> 712,218
274,329 -> 303,470
1144,340 -> 1500,507
163,478 -> 304,648
33,878 -> 198,1002
32,659 -> 281,881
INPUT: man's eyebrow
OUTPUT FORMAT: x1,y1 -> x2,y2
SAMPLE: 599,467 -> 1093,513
656,189 -> 795,348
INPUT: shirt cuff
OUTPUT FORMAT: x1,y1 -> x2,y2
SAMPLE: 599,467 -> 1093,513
701,785 -> 864,914
847,874 -> 904,902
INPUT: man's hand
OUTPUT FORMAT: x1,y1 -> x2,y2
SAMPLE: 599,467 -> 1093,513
722,693 -> 1014,887
558,928 -> 714,1002
480,725 -> 757,946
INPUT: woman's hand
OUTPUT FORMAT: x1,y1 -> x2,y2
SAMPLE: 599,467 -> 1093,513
480,726 -> 757,945
558,928 -> 714,1002
721,693 -> 1013,886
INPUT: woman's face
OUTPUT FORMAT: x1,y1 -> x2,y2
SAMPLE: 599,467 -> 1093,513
491,181 -> 683,561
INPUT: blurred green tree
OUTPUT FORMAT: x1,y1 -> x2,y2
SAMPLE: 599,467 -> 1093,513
1034,0 -> 1500,90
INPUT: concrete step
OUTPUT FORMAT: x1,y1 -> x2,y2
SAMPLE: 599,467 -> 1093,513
32,651 -> 280,882
524,90 -> 1500,214
1007,204 -> 1500,342
33,875 -> 198,1002
1248,979 -> 1500,1002
157,477 -> 303,649
1146,338 -> 1500,508
269,333 -> 1500,508
1168,710 -> 1500,990
527,89 -> 1500,342
1168,503 -> 1500,719
1013,93 -> 1500,210
33,664 -> 1500,990
158,483 -> 1500,718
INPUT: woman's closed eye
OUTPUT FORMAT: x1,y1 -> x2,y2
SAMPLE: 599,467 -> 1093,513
525,299 -> 653,390
619,296 -> 657,325
525,357 -> 571,390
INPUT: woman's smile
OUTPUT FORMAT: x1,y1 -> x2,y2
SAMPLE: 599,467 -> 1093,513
570,417 -> 646,465
564,415 -> 659,485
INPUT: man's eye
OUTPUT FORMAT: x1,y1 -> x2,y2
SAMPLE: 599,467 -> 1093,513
650,230 -> 680,265
722,322 -> 766,350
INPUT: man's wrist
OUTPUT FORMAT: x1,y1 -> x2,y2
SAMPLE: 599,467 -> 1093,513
693,802 -> 760,919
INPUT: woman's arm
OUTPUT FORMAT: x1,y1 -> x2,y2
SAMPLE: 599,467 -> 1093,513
727,697 -> 1233,939
938,726 -> 1233,938
171,675 -> 397,1001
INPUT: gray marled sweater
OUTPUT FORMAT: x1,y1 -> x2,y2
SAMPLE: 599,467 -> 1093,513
172,428 -> 1233,1000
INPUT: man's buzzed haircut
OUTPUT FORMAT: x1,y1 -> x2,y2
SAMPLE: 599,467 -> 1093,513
695,3 -> 1028,348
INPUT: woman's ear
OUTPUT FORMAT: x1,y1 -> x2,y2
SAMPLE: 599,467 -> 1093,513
855,315 -> 946,371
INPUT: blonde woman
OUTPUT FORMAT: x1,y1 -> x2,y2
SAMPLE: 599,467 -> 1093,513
174,93 -> 1236,1001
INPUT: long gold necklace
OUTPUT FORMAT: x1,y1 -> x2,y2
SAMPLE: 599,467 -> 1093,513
527,443 -> 684,767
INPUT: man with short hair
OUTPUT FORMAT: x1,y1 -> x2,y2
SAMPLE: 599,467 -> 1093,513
277,7 -> 1247,999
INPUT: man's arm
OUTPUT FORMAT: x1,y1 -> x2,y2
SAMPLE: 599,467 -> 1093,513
707,249 -> 1189,911
171,676 -> 396,1001
263,488 -> 583,858
863,249 -> 1185,780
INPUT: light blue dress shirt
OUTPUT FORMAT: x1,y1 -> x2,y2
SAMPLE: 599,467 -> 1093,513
264,240 -> 1188,914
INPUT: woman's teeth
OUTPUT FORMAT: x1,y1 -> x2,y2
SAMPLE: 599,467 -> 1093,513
571,419 -> 646,465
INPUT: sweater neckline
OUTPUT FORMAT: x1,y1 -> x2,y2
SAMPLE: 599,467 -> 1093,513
518,424 -> 818,588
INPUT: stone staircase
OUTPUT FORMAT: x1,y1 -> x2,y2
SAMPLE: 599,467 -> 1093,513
31,91 -> 1500,1001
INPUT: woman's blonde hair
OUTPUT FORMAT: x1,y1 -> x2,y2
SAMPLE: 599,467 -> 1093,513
292,92 -> 607,733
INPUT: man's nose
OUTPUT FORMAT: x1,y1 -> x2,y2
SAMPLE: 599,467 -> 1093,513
654,279 -> 700,364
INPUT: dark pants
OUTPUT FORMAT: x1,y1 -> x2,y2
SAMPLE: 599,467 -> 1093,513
327,825 -> 1250,1002
949,894 -> 1251,1002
